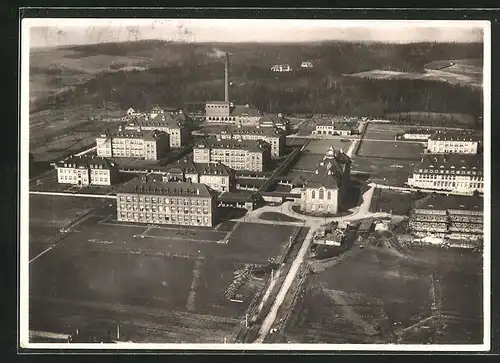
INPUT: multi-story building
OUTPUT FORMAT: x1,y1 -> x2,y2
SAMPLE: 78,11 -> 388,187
116,174 -> 218,227
406,154 -> 483,195
96,127 -> 170,161
300,147 -> 351,215
124,111 -> 189,148
409,194 -> 483,242
212,124 -> 285,158
398,127 -> 435,141
427,129 -> 480,154
193,137 -> 271,172
55,155 -> 119,186
258,114 -> 290,131
205,101 -> 261,124
159,158 -> 236,193
312,120 -> 355,137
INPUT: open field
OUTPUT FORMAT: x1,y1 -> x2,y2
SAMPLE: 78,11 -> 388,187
351,156 -> 414,186
29,194 -> 298,341
288,154 -> 321,173
363,123 -> 408,140
369,189 -> 414,215
259,212 -> 303,223
283,245 -> 482,344
383,112 -> 479,128
357,140 -> 424,161
304,139 -> 352,155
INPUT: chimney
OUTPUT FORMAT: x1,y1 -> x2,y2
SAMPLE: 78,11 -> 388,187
224,53 -> 230,103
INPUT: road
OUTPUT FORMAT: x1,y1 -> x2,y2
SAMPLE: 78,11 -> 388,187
29,191 -> 116,199
252,183 -> 386,342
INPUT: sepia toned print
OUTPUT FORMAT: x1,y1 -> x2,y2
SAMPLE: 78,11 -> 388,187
20,18 -> 490,351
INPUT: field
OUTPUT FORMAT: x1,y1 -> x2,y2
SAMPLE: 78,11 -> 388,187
284,245 -> 483,344
357,140 -> 424,161
363,123 -> 408,141
369,189 -> 414,215
351,157 -> 414,186
383,112 -> 479,128
28,195 -> 299,342
29,106 -> 124,162
303,139 -> 353,155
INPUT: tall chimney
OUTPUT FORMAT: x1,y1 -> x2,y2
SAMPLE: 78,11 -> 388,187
224,53 -> 230,103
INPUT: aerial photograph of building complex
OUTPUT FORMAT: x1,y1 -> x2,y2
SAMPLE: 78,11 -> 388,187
21,17 -> 488,350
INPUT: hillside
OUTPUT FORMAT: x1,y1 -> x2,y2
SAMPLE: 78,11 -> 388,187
29,40 -> 483,122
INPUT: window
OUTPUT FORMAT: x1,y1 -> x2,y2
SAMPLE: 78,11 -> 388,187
311,190 -> 316,199
327,191 -> 332,200
319,189 -> 324,200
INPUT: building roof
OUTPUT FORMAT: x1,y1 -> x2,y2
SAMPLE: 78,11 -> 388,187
414,194 -> 483,212
194,137 -> 271,153
415,154 -> 483,175
334,122 -> 354,131
230,104 -> 261,117
304,147 -> 351,189
56,156 -> 116,169
259,114 -> 289,125
164,157 -> 233,177
117,177 -> 215,198
206,101 -> 231,105
220,125 -> 284,137
403,127 -> 435,134
428,129 -> 481,142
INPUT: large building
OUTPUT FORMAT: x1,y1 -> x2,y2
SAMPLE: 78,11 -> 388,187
204,53 -> 261,124
96,127 -> 170,161
54,156 -> 119,186
300,147 -> 351,215
193,137 -> 271,172
159,158 -> 236,193
409,194 -> 483,243
398,127 -> 435,141
211,124 -> 285,158
124,109 -> 189,148
406,154 -> 483,195
427,129 -> 480,154
258,114 -> 290,131
312,120 -> 356,137
116,175 -> 218,227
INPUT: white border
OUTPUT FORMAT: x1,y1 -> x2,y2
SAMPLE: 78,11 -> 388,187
19,18 -> 491,352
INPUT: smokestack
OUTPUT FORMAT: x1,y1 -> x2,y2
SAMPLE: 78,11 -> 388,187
224,53 -> 230,103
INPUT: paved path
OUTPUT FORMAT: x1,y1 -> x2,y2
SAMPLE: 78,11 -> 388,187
252,182 -> 389,342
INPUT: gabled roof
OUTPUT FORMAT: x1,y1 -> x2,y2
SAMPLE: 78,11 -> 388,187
117,177 -> 216,198
414,194 -> 483,212
416,154 -> 482,174
429,129 -> 481,142
194,137 -> 271,153
56,156 -> 116,170
304,147 -> 351,189
230,104 -> 261,117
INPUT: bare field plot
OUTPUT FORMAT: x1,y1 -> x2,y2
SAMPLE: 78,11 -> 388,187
369,189 -> 414,215
351,156 -> 414,186
284,246 -> 482,344
290,154 -> 322,172
304,139 -> 352,155
29,194 -> 104,229
29,210 -> 295,342
363,123 -> 407,140
357,140 -> 423,160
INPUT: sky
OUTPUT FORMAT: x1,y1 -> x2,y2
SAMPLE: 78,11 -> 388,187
25,19 -> 486,48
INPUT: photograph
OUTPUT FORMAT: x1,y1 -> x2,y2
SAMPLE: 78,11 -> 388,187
20,17 -> 490,351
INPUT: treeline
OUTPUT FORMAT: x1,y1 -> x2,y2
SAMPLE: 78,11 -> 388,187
32,63 -> 482,125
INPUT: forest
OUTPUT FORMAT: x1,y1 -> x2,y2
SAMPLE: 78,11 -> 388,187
31,40 -> 483,127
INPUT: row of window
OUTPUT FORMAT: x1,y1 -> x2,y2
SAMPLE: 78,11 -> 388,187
119,204 -> 210,214
416,169 -> 480,175
414,173 -> 483,180
310,189 -> 333,200
411,180 -> 483,189
119,212 -> 211,224
119,195 -> 209,205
